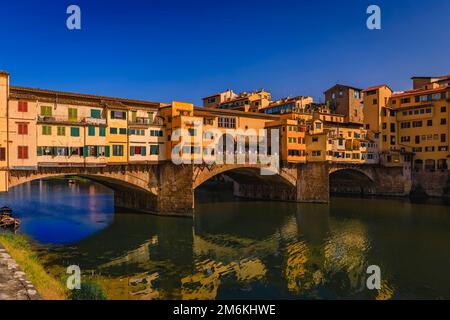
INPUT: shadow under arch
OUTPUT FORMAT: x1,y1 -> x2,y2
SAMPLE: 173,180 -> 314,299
195,165 -> 298,206
329,168 -> 376,195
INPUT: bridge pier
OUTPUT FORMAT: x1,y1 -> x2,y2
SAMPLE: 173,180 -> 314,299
155,162 -> 194,217
296,162 -> 330,203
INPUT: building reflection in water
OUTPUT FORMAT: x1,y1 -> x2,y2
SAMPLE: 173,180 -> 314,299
6,180 -> 445,299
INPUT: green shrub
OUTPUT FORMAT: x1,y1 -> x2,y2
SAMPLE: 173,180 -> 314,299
69,281 -> 107,300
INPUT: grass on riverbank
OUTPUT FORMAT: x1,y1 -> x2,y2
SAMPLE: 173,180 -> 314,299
0,233 -> 67,300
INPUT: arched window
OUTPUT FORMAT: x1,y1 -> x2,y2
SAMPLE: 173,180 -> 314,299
424,159 -> 436,171
414,159 -> 423,170
437,159 -> 448,170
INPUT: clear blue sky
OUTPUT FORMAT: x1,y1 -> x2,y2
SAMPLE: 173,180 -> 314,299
1,0 -> 449,104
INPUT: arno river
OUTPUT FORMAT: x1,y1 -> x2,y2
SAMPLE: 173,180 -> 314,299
1,179 -> 449,299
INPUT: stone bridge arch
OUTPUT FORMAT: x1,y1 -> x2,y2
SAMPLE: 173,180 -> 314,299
6,165 -> 166,214
193,163 -> 297,189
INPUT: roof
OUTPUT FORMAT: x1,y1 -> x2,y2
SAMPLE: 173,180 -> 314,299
362,84 -> 393,92
411,75 -> 450,80
193,106 -> 280,120
391,84 -> 449,98
9,86 -> 162,107
324,83 -> 363,93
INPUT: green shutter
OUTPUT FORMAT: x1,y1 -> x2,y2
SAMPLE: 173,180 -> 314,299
130,147 -> 135,156
88,126 -> 95,136
99,127 -> 106,136
37,147 -> 43,156
141,147 -> 146,156
71,127 -> 80,137
41,106 -> 52,116
91,109 -> 101,119
84,146 -> 89,157
105,146 -> 110,157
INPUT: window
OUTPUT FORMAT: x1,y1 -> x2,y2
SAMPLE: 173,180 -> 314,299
188,128 -> 197,136
18,146 -> 28,159
412,121 -> 422,128
110,111 -> 126,119
88,126 -> 95,136
390,123 -> 395,133
18,123 -> 28,135
441,118 -> 447,125
68,108 -> 78,121
99,127 -> 106,137
113,145 -> 124,156
119,128 -> 127,135
401,98 -> 410,104
150,145 -> 159,155
57,126 -> 66,136
400,136 -> 410,142
427,120 -> 433,126
390,136 -> 395,145
415,96 -> 420,103
91,109 -> 102,119
150,130 -> 163,137
441,134 -> 446,143
382,122 -> 387,129
415,136 -> 420,144
218,117 -> 236,128
372,99 -> 378,105
42,125 -> 52,135
401,122 -> 411,129
130,146 -> 146,156
18,101 -> 28,112
86,146 -> 106,157
0,148 -> 5,161
70,127 -> 80,137
315,122 -> 322,129
40,105 -> 52,116
110,128 -> 117,134
441,106 -> 447,113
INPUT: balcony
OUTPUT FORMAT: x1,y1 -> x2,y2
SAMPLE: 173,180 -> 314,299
129,117 -> 163,126
38,115 -> 106,126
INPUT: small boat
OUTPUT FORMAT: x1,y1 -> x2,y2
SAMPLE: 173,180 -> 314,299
0,206 -> 13,215
0,206 -> 20,229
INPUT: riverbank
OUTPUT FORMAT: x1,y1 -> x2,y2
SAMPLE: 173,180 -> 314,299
0,233 -> 67,300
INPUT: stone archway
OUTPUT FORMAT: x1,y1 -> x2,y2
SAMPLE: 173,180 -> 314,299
329,168 -> 376,195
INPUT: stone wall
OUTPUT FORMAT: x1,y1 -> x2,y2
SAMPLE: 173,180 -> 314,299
296,162 -> 330,203
156,162 -> 194,217
412,170 -> 450,197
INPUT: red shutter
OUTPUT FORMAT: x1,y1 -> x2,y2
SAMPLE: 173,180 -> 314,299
18,146 -> 29,159
18,101 -> 28,112
0,148 -> 5,161
18,123 -> 28,135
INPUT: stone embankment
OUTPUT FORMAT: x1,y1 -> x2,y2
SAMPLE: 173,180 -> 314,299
0,244 -> 40,300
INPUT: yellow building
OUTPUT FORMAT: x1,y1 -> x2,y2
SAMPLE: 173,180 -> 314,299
260,96 -> 314,114
364,75 -> 450,170
265,118 -> 307,163
211,89 -> 271,112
